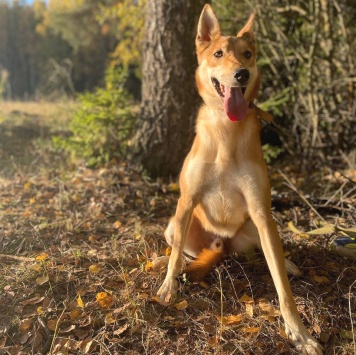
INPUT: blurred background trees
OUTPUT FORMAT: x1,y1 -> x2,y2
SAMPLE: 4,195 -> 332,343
0,0 -> 354,176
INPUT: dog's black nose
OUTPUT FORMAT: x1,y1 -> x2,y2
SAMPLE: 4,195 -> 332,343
234,69 -> 250,85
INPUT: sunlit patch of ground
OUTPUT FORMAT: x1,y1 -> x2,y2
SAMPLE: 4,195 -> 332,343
0,102 -> 355,354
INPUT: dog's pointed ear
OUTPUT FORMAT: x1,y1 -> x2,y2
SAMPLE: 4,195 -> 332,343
237,13 -> 255,43
196,5 -> 221,46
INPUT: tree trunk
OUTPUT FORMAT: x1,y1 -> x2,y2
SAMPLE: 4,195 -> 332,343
132,0 -> 207,177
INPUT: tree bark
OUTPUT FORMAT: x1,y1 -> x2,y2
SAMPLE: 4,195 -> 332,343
132,0 -> 207,177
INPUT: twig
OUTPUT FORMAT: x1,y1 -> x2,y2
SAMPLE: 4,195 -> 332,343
0,253 -> 35,261
278,170 -> 326,222
338,171 -> 356,185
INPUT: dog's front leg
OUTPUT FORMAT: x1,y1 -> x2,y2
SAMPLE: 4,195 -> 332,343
157,196 -> 193,302
249,210 -> 323,354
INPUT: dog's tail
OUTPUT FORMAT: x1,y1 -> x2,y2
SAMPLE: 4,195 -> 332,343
184,238 -> 225,281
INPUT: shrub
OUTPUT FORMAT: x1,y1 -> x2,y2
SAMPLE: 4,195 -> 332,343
53,67 -> 136,167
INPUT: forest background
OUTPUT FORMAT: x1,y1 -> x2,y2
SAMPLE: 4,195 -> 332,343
0,0 -> 355,354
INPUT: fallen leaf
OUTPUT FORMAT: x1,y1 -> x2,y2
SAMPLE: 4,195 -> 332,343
47,319 -> 58,332
96,292 -> 114,309
242,326 -> 260,334
20,296 -> 44,306
217,314 -> 243,326
145,261 -> 153,272
113,323 -> 129,336
246,303 -> 254,318
77,294 -> 85,309
206,335 -> 219,346
70,309 -> 82,321
105,312 -> 115,324
240,294 -> 254,303
113,221 -> 122,229
19,319 -> 32,332
80,339 -> 94,353
150,296 -> 169,307
89,264 -> 100,274
37,306 -> 45,315
313,275 -> 330,284
36,253 -> 49,261
36,275 -> 49,285
174,300 -> 188,310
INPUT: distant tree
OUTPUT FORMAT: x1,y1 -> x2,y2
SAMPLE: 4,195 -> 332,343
132,0 -> 207,177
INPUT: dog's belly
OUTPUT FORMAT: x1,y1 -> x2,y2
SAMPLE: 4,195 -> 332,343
194,185 -> 248,238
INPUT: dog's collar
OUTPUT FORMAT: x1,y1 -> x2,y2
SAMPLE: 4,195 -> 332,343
249,102 -> 273,123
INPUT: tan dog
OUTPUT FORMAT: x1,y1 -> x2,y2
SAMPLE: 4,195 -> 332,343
157,5 -> 323,354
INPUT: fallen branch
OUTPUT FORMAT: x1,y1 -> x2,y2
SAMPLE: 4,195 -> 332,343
0,253 -> 35,261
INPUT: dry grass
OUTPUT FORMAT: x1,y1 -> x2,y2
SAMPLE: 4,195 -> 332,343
0,102 -> 355,354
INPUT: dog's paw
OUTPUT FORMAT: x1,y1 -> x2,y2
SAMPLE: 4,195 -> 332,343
286,326 -> 323,355
157,277 -> 178,302
295,338 -> 323,355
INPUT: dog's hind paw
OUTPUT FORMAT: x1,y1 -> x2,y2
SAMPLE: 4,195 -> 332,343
157,277 -> 178,303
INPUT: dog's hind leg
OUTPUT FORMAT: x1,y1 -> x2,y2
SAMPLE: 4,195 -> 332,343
229,219 -> 301,276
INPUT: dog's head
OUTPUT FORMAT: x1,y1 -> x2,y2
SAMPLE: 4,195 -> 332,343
195,5 -> 259,122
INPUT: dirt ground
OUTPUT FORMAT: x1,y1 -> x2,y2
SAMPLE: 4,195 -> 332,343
0,102 -> 355,354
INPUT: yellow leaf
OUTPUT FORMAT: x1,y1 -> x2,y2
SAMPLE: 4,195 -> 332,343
217,314 -> 243,326
24,182 -> 31,190
288,221 -> 304,234
174,300 -> 188,310
165,247 -> 172,256
29,198 -> 36,204
240,294 -> 254,303
37,307 -> 45,315
135,233 -> 141,240
35,275 -> 49,285
89,264 -> 100,274
145,261 -> 153,272
113,221 -> 122,229
36,253 -> 49,261
77,294 -> 85,309
96,292 -> 114,309
105,312 -> 115,324
169,183 -> 179,191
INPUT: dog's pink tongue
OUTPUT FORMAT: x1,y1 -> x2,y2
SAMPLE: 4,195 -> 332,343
223,86 -> 248,122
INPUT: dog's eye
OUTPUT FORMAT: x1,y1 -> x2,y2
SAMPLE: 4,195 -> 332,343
244,50 -> 252,59
214,50 -> 223,58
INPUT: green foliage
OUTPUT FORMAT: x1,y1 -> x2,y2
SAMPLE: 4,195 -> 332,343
53,67 -> 136,167
262,144 -> 282,164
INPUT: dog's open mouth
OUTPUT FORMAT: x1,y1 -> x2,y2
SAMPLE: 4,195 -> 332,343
211,77 -> 248,122
212,78 -> 246,98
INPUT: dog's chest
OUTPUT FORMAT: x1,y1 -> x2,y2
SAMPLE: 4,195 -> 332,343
198,164 -> 248,236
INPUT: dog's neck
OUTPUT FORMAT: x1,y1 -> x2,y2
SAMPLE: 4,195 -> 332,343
194,105 -> 262,163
